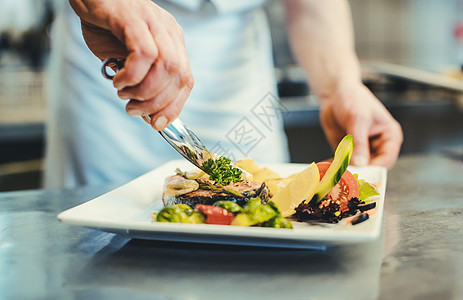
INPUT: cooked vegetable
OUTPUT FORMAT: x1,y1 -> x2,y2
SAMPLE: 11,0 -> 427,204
156,204 -> 205,224
261,215 -> 293,229
213,200 -> 242,214
154,197 -> 291,228
231,197 -> 283,227
312,135 -> 353,204
195,204 -> 235,225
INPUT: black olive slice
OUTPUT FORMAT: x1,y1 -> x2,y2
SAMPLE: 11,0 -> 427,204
358,202 -> 376,212
351,213 -> 369,225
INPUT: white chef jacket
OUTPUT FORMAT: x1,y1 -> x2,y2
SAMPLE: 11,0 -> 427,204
44,0 -> 289,189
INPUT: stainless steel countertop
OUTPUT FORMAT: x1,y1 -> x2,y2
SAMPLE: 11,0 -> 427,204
1,153 -> 462,300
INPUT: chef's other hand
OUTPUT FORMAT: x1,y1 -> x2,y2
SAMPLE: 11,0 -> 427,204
319,82 -> 403,169
69,0 -> 194,130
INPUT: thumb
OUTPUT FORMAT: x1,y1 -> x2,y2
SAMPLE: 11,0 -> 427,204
349,124 -> 370,166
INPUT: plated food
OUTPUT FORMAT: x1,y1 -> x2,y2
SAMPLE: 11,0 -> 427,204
153,135 -> 380,228
57,155 -> 386,247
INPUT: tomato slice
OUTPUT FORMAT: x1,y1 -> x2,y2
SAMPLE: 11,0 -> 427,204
194,204 -> 235,225
316,162 -> 359,212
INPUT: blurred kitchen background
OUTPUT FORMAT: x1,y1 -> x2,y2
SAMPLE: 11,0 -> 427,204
1,0 -> 462,191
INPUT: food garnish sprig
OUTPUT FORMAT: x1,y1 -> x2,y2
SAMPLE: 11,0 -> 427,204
201,156 -> 243,185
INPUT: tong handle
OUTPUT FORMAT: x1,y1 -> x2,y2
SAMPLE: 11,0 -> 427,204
101,58 -> 125,79
101,58 -> 152,124
100,58 -> 213,171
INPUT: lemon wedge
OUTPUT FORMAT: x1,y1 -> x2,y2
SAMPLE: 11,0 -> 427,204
264,173 -> 297,196
270,162 -> 320,217
252,167 -> 280,183
234,158 -> 261,175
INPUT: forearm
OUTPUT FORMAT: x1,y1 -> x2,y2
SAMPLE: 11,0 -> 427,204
283,0 -> 361,101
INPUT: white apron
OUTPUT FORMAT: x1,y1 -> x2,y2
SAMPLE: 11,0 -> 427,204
44,0 -> 289,188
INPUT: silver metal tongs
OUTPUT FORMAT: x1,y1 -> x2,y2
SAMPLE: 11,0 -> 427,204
101,58 -> 214,172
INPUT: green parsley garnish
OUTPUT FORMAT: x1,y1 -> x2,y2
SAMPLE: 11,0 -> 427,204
201,157 -> 243,185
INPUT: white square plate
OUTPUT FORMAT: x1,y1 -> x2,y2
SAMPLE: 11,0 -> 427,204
58,160 -> 387,249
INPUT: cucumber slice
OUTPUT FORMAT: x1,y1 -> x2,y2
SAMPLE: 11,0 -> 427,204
311,134 -> 353,204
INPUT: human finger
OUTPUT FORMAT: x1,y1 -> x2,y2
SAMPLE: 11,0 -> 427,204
348,117 -> 371,166
369,122 -> 403,169
112,19 -> 158,90
117,22 -> 190,104
124,70 -> 192,117
147,85 -> 191,131
117,61 -> 171,101
369,138 -> 401,169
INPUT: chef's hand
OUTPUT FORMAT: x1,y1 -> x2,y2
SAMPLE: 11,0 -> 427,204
319,82 -> 403,169
69,0 -> 194,130
283,0 -> 403,169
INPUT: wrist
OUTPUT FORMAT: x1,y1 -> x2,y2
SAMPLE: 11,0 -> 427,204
313,65 -> 363,104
